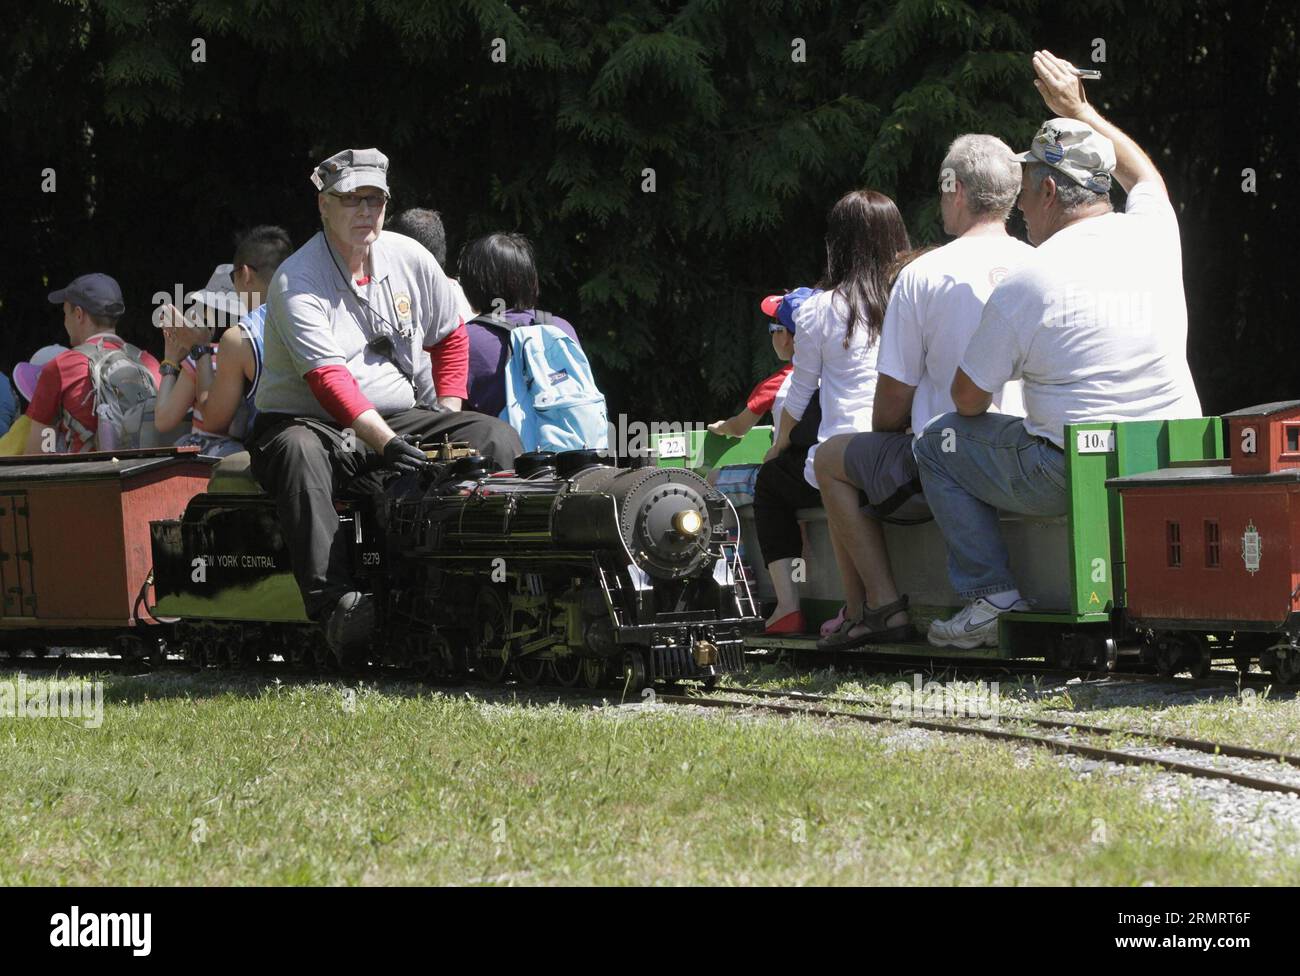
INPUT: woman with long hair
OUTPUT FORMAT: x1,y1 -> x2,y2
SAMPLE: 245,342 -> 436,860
756,189 -> 911,633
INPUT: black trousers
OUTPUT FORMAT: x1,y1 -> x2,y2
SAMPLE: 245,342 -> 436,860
752,445 -> 821,566
249,406 -> 523,618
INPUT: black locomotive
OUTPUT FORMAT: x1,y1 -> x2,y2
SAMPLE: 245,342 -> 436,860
149,444 -> 761,689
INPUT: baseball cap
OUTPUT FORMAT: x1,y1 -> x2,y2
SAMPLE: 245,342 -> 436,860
13,344 -> 69,402
310,148 -> 390,195
185,263 -> 245,324
1012,117 -> 1116,193
47,273 -> 126,318
760,287 -> 818,334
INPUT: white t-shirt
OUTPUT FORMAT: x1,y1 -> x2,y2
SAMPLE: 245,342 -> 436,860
961,181 -> 1202,448
784,288 -> 880,488
877,234 -> 1034,437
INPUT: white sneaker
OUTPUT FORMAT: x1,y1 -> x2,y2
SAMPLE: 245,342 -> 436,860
927,598 -> 1030,650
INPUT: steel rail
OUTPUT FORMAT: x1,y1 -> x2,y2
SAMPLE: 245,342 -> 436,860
716,685 -> 1300,767
662,693 -> 1300,796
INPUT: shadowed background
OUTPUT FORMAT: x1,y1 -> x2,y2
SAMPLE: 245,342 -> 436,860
3,0 -> 1295,424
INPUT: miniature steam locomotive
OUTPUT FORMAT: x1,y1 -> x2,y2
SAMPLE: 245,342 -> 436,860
147,445 -> 761,689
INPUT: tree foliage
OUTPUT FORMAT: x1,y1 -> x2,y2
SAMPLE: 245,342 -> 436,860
3,0 -> 1296,422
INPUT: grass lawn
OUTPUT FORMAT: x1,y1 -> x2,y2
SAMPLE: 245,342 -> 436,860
2,665 -> 1298,885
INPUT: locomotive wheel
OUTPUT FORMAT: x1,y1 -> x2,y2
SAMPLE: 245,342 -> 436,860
479,651 -> 509,683
1184,634 -> 1212,679
512,656 -> 547,685
1154,641 -> 1179,678
620,650 -> 649,693
549,655 -> 582,687
446,637 -> 473,679
580,657 -> 607,689
1273,650 -> 1300,685
474,589 -> 512,683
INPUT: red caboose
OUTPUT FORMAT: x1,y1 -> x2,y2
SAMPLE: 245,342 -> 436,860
1109,402 -> 1300,676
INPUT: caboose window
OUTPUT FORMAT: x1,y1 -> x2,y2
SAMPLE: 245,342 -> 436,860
1288,425 -> 1300,454
1166,521 -> 1182,568
1205,520 -> 1220,567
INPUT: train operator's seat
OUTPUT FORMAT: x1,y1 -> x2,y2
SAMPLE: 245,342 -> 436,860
206,450 -> 267,495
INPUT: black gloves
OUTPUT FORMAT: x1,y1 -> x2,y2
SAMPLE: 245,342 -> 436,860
382,434 -> 428,472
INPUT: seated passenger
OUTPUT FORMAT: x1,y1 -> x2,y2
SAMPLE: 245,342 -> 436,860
754,190 -> 911,633
0,372 -> 15,439
457,232 -> 581,418
24,273 -> 162,454
814,135 -> 1033,649
196,226 -> 295,443
389,208 -> 474,324
708,292 -> 797,442
0,346 -> 67,455
916,51 -> 1203,648
248,148 -> 521,663
155,264 -> 247,458
706,292 -> 799,517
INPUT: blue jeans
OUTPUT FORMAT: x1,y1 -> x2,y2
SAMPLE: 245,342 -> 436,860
913,412 -> 1068,600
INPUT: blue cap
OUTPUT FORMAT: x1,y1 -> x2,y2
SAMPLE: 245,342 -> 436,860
777,287 -> 817,333
48,273 -> 125,318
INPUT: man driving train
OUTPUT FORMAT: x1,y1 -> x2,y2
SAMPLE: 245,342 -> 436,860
249,148 -> 522,663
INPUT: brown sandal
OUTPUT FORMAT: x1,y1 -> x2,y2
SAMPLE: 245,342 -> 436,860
816,595 -> 915,650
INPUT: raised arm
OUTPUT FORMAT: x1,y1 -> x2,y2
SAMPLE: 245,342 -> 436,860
154,316 -> 199,432
1030,49 -> 1165,196
201,326 -> 254,434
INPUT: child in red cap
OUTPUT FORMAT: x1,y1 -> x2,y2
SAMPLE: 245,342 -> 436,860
708,288 -> 814,437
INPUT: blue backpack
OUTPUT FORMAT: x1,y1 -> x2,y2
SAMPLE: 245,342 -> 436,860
475,311 -> 610,453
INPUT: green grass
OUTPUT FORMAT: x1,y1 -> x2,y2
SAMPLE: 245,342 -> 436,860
3,666 -> 1299,885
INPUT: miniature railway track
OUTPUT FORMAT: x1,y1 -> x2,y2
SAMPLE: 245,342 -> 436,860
661,688 -> 1300,796
754,648 -> 1284,692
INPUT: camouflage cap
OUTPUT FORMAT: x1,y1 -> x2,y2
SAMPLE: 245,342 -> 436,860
310,148 -> 390,195
1013,118 -> 1116,194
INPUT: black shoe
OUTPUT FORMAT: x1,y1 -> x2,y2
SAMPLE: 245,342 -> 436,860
816,595 -> 915,651
325,591 -> 375,666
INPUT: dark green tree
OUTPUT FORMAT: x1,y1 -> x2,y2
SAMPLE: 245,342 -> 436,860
4,0 -> 1296,423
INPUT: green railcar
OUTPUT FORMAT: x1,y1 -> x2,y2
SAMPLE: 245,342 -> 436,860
655,417 -> 1225,666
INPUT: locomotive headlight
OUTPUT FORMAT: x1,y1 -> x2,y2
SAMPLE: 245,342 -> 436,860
672,509 -> 703,537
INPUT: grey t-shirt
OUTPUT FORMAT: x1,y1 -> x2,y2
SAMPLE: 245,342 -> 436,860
256,230 -> 460,420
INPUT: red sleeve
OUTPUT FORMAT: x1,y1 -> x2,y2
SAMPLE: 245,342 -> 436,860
141,351 -> 163,387
745,366 -> 792,417
24,360 -> 63,426
425,320 -> 469,400
304,365 -> 375,427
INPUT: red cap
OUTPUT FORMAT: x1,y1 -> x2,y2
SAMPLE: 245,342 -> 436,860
760,294 -> 783,318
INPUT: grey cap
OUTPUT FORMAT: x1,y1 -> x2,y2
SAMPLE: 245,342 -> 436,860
1012,117 -> 1116,193
310,148 -> 390,195
48,272 -> 126,317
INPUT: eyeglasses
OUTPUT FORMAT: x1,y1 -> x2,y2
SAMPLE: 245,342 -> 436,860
768,322 -> 790,335
329,191 -> 389,210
